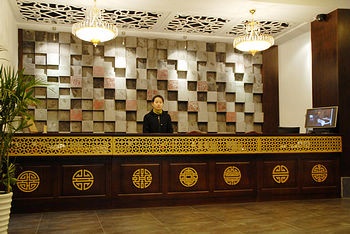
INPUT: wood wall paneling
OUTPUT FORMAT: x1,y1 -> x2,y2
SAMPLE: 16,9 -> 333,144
118,163 -> 162,194
337,9 -> 350,177
261,159 -> 298,188
168,162 -> 209,193
311,9 -> 350,177
311,10 -> 339,107
301,159 -> 338,188
11,150 -> 340,213
214,161 -> 255,191
14,164 -> 55,198
61,164 -> 107,196
262,46 -> 279,133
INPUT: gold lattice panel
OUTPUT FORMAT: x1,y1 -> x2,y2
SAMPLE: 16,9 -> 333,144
259,136 -> 342,153
114,136 -> 260,155
113,136 -> 342,155
9,135 -> 342,156
10,136 -> 113,156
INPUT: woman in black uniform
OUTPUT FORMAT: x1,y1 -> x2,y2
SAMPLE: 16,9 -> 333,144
143,95 -> 173,133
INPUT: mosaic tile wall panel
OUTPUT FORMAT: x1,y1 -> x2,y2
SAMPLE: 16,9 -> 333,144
21,30 -> 264,134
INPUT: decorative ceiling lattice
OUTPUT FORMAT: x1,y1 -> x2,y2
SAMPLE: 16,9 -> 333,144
16,1 -> 161,30
104,10 -> 161,30
165,15 -> 229,34
228,21 -> 290,36
15,0 -> 290,39
17,1 -> 85,24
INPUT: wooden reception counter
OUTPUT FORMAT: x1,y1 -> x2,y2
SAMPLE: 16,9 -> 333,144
9,134 -> 342,213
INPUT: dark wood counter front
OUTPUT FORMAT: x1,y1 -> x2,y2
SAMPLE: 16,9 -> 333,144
10,134 -> 342,213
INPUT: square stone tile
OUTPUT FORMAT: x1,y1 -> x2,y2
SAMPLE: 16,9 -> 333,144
126,100 -> 137,111
71,122 -> 82,132
70,109 -> 82,121
93,100 -> 105,110
93,111 -> 104,121
71,76 -> 82,87
226,112 -> 236,122
58,110 -> 70,121
207,122 -> 218,132
116,121 -> 127,132
245,103 -> 255,113
35,109 -> 47,121
93,122 -> 104,133
226,102 -> 235,112
217,102 -> 226,112
104,110 -> 116,121
104,78 -> 115,89
126,121 -> 137,133
198,111 -> 208,122
168,111 -> 178,122
254,112 -> 264,123
59,98 -> 71,109
115,79 -> 126,89
136,79 -> 148,90
82,121 -> 93,132
188,101 -> 199,112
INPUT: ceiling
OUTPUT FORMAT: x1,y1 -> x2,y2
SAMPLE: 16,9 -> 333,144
8,0 -> 350,44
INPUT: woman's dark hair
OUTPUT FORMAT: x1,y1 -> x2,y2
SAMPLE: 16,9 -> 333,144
152,95 -> 164,103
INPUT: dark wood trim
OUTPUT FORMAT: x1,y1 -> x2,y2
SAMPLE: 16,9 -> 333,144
18,29 -> 23,70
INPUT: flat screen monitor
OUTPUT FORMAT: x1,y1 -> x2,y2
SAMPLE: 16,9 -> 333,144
305,106 -> 338,129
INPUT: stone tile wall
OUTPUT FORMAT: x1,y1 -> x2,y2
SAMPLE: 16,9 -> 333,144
21,30 -> 264,133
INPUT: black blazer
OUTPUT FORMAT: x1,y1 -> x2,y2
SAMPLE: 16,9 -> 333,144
143,111 -> 173,133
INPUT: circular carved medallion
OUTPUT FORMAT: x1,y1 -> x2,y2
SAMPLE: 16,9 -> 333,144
17,171 -> 40,193
72,169 -> 94,191
223,166 -> 241,185
179,167 -> 198,187
272,165 -> 289,184
132,168 -> 152,189
311,164 -> 328,182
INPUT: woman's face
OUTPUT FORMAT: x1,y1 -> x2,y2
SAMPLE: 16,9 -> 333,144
152,97 -> 164,111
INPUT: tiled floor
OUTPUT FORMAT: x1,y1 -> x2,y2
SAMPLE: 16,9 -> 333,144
8,198 -> 350,233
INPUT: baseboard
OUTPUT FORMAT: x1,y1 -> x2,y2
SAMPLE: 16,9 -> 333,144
341,177 -> 350,197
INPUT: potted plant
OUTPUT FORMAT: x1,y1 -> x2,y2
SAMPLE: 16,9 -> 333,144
0,64 -> 43,232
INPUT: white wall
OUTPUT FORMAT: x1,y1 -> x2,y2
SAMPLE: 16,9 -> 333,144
0,0 -> 18,67
278,29 -> 313,133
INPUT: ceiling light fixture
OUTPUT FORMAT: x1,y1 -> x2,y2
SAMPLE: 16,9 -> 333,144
72,0 -> 118,46
233,9 -> 274,56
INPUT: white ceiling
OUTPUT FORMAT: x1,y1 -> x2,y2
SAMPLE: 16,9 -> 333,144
8,0 -> 350,44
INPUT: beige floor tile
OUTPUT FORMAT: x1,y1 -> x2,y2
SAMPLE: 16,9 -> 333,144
8,198 -> 350,234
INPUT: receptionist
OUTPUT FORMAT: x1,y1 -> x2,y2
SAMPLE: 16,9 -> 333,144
143,95 -> 173,133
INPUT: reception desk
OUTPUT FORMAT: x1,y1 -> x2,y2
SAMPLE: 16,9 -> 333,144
9,134 -> 342,213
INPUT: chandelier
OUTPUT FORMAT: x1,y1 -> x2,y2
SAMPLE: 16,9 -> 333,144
233,9 -> 274,56
72,0 -> 118,46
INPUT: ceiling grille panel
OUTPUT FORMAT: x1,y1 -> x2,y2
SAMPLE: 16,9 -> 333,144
165,15 -> 229,34
16,0 -> 290,40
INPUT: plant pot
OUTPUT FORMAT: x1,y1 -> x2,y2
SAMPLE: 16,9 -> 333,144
0,192 -> 12,233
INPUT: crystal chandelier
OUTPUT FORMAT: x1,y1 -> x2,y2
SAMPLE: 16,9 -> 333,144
233,9 -> 274,56
72,0 -> 118,46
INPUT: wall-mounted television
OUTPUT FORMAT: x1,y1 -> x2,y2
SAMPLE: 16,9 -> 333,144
305,106 -> 338,131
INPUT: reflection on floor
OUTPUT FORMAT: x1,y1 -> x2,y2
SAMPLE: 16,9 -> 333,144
8,198 -> 350,233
